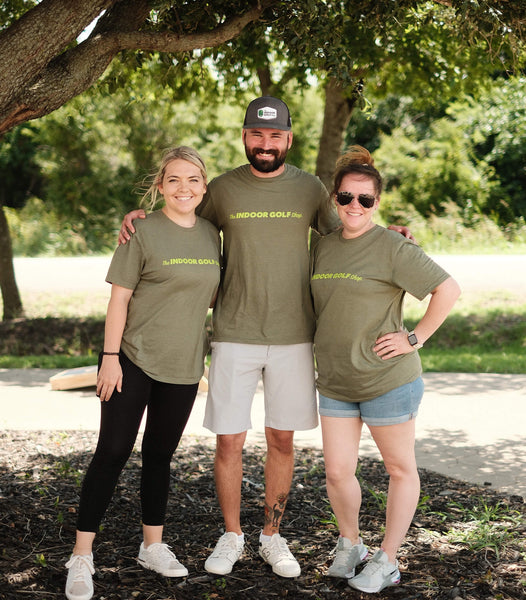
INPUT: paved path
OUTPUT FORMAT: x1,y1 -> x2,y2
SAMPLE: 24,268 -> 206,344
1,369 -> 524,499
11,254 -> 526,294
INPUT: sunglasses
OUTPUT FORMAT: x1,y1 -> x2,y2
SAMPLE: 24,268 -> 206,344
335,191 -> 376,208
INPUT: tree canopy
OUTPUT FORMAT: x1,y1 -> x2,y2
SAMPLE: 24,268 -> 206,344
1,0 -> 526,137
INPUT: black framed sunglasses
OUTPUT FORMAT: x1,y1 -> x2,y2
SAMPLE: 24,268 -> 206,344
335,191 -> 376,208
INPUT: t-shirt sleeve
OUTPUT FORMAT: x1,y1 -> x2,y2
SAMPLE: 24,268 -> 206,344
391,241 -> 450,300
312,180 -> 341,235
106,234 -> 145,290
196,185 -> 219,228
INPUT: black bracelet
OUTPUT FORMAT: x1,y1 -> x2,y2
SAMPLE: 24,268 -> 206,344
101,351 -> 120,356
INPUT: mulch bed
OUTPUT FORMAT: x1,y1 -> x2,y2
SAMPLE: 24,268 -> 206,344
0,430 -> 524,599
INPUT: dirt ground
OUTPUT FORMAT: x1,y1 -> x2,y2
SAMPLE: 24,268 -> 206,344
1,430 -> 524,600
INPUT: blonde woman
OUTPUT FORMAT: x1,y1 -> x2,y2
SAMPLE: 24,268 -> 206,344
65,147 -> 221,600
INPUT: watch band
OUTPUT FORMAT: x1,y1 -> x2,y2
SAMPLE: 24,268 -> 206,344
407,330 -> 423,350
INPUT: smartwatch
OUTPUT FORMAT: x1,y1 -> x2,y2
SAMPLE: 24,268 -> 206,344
407,330 -> 423,350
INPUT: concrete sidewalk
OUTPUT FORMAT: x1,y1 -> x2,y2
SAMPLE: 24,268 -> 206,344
1,369 -> 524,499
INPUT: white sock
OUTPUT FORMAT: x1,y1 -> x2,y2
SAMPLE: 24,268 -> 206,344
259,532 -> 273,543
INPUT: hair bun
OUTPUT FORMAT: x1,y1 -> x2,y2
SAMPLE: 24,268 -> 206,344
336,145 -> 374,169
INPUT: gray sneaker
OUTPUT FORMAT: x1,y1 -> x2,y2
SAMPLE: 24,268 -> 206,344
348,549 -> 400,593
138,542 -> 188,577
259,533 -> 301,578
65,553 -> 95,600
204,532 -> 244,575
327,537 -> 368,578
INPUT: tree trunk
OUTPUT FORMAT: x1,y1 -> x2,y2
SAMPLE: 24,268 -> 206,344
257,66 -> 274,96
315,77 -> 357,193
0,206 -> 23,320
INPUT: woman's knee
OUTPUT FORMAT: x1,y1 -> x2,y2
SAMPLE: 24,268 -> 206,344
325,456 -> 358,487
92,441 -> 133,470
384,459 -> 419,481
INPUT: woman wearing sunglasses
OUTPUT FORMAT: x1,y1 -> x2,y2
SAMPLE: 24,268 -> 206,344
311,145 -> 460,593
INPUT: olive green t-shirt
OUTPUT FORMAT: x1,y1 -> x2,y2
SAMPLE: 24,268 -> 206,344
106,210 -> 221,384
311,225 -> 450,402
197,163 -> 340,344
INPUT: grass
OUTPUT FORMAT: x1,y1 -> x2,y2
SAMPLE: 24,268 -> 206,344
319,493 -> 525,561
0,355 -> 98,369
1,294 -> 525,373
403,291 -> 526,374
2,256 -> 526,373
420,349 -> 526,374
443,497 -> 524,559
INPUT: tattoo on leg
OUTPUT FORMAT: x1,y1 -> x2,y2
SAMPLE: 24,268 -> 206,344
264,492 -> 289,529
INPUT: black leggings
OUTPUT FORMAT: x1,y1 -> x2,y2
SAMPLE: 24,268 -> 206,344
76,352 -> 198,532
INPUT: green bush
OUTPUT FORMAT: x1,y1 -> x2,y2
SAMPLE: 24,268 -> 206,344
6,198 -> 94,256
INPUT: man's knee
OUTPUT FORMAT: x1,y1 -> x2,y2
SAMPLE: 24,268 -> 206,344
266,428 -> 294,455
216,432 -> 246,459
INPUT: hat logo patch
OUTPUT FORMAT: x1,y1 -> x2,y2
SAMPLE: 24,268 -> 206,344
257,107 -> 277,120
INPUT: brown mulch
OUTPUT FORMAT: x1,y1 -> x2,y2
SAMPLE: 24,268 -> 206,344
0,431 -> 524,600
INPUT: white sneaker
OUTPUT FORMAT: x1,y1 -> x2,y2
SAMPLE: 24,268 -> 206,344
259,533 -> 301,578
204,532 -> 244,575
327,536 -> 368,578
348,549 -> 401,593
138,542 -> 188,577
65,553 -> 95,600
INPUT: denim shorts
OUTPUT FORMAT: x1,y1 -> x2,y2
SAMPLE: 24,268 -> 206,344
318,377 -> 424,426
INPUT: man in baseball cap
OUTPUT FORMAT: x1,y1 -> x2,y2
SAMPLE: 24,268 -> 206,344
118,94 -> 410,579
243,96 -> 292,131
240,96 -> 294,175
199,95 -> 337,578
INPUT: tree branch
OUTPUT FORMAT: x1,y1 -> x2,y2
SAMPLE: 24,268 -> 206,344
93,5 -> 268,53
0,0 -> 118,109
0,2 -> 267,135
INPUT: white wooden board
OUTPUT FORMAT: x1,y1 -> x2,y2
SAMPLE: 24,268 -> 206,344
49,365 -> 97,390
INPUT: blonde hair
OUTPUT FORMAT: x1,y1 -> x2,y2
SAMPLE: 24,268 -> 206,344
140,146 -> 207,211
332,145 -> 383,197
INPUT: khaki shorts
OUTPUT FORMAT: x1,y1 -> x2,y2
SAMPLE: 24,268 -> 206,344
203,342 -> 318,434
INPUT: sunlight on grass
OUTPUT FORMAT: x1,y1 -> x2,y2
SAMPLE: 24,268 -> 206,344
403,288 -> 526,373
421,350 -> 526,374
405,290 -> 526,318
20,292 -> 108,319
2,288 -> 525,372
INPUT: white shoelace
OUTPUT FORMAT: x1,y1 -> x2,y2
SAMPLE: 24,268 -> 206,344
147,543 -> 176,563
214,539 -> 239,558
264,536 -> 294,561
66,554 -> 95,583
332,549 -> 353,568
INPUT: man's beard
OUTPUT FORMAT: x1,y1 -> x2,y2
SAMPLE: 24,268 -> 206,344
245,146 -> 288,173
